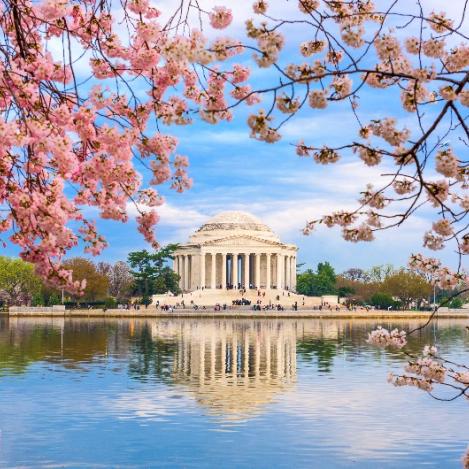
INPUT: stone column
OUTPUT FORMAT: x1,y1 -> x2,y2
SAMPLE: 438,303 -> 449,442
292,256 -> 297,291
211,253 -> 216,289
177,256 -> 183,290
276,253 -> 283,290
221,253 -> 227,289
174,256 -> 179,288
232,253 -> 238,289
179,256 -> 184,289
290,256 -> 296,291
285,254 -> 290,289
200,251 -> 205,289
184,254 -> 189,291
179,256 -> 183,290
243,253 -> 250,289
255,253 -> 261,288
266,253 -> 271,289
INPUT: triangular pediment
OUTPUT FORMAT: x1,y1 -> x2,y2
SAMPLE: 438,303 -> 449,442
200,234 -> 286,248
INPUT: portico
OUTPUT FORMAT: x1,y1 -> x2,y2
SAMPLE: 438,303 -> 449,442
173,212 -> 297,292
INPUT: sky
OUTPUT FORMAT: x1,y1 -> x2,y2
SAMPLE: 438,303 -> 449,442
4,0 -> 467,274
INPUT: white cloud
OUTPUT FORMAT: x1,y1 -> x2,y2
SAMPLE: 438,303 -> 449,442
106,387 -> 197,420
279,375 -> 468,460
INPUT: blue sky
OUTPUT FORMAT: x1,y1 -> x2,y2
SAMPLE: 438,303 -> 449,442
4,0 -> 466,274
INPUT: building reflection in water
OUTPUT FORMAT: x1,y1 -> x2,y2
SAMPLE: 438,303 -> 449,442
3,317 -> 447,421
150,320 -> 297,419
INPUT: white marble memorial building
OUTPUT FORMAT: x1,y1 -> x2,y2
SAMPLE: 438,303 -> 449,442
173,211 -> 298,292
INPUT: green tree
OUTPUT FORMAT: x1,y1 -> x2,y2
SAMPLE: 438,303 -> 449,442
128,245 -> 180,298
296,262 -> 337,296
31,291 -> 45,307
62,258 -> 109,303
0,257 -> 42,306
337,285 -> 355,298
370,292 -> 399,310
47,293 -> 61,306
448,297 -> 463,309
154,267 -> 180,294
382,270 -> 432,309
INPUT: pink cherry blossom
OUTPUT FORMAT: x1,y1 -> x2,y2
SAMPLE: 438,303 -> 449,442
367,327 -> 407,348
209,7 -> 233,30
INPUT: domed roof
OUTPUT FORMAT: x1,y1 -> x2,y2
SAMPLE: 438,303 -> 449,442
198,210 -> 270,231
188,210 -> 280,244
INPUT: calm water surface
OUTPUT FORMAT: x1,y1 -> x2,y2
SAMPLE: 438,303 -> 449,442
0,317 -> 468,468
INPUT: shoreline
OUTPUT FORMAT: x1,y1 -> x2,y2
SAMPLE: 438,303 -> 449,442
4,308 -> 469,320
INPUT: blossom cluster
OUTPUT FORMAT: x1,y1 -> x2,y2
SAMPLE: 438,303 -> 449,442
243,1 -> 468,278
367,327 -> 407,348
408,254 -> 467,289
0,0 -> 245,291
385,344 -> 469,401
464,447 -> 469,469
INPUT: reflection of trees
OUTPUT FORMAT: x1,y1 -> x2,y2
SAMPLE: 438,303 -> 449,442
0,323 -> 61,374
128,323 -> 177,383
296,339 -> 338,372
0,318 -> 113,374
1,317 -> 467,384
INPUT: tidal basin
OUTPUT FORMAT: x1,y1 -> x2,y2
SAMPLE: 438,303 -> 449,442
1,317 -> 468,468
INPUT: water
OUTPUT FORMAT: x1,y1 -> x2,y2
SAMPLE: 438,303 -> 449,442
0,317 -> 468,468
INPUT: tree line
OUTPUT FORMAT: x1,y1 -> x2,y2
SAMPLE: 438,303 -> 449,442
296,263 -> 466,310
1,252 -> 465,310
0,246 -> 180,308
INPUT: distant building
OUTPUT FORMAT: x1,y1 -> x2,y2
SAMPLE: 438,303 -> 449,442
173,211 -> 298,292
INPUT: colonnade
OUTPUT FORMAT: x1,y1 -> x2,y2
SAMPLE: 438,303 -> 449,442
171,321 -> 297,385
173,251 -> 297,292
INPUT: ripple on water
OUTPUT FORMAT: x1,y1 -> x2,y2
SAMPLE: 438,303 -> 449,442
0,317 -> 468,468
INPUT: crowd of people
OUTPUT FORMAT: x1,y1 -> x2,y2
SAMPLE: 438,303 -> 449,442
149,291 -> 377,313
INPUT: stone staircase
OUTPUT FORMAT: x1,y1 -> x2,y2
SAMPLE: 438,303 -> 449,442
152,288 -> 334,308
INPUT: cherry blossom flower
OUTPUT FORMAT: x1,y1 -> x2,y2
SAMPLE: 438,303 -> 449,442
460,448 -> 469,469
432,219 -> 453,237
393,179 -> 415,195
435,149 -> 459,178
342,224 -> 374,242
253,1 -> 268,14
298,0 -> 319,14
367,327 -> 407,348
428,11 -> 454,33
276,95 -> 301,113
331,76 -> 352,98
308,90 -> 328,109
300,40 -> 325,57
356,147 -> 382,166
209,7 -> 233,30
424,232 -> 445,250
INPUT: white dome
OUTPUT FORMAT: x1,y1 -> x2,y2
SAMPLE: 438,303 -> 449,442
188,211 -> 280,244
205,211 -> 263,225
